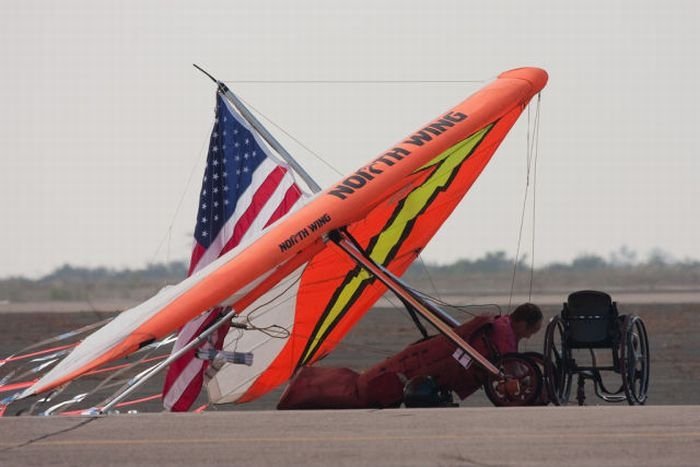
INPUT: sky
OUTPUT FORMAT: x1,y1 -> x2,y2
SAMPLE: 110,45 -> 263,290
0,0 -> 698,278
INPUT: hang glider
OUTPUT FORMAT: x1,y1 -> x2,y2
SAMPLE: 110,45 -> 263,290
15,67 -> 548,411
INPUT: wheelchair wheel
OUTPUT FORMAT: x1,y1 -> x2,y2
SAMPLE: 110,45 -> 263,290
484,353 -> 543,407
620,315 -> 650,405
543,316 -> 572,405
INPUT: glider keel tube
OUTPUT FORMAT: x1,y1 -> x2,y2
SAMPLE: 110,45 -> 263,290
330,230 -> 502,377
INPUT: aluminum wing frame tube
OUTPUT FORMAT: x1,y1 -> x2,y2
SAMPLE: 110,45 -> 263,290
95,307 -> 239,415
384,275 -> 460,328
218,85 -> 321,193
193,64 -> 322,194
330,230 -> 502,377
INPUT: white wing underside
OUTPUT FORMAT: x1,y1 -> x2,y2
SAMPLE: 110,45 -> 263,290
206,263 -> 307,404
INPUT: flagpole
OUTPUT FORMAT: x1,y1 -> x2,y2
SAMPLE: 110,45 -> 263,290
193,64 -> 322,194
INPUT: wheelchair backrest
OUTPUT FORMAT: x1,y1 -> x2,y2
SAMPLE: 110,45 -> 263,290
561,290 -> 619,348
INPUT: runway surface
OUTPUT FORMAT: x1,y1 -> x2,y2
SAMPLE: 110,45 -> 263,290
1,405 -> 698,466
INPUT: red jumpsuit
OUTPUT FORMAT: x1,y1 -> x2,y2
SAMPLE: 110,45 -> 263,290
278,315 -> 515,409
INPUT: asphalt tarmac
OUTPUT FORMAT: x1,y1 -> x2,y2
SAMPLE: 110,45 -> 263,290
1,405 -> 698,466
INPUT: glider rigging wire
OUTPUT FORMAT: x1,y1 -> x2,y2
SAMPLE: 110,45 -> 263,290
222,80 -> 487,85
508,94 -> 542,311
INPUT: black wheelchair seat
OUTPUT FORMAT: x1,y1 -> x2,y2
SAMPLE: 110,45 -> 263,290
562,290 -> 620,348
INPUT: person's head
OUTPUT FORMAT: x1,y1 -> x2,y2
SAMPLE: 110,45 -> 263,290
510,303 -> 543,340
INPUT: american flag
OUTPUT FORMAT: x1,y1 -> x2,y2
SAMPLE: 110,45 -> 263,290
162,92 -> 304,411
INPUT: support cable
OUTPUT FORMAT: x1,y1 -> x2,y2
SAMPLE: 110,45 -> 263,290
507,95 -> 542,311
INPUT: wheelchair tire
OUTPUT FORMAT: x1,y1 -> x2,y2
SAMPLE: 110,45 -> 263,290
620,314 -> 650,405
483,353 -> 543,407
543,316 -> 573,406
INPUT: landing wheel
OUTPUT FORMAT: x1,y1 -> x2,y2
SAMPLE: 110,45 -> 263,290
484,353 -> 543,407
620,315 -> 650,405
521,351 -> 549,405
544,316 -> 572,405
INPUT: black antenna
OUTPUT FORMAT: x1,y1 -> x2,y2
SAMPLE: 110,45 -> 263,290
193,64 -> 220,85
190,64 -> 322,193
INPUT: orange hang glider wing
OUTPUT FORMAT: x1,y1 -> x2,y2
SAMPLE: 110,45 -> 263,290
208,68 -> 548,404
23,68 -> 547,401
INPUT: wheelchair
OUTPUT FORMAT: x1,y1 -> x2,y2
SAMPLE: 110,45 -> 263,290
543,290 -> 650,405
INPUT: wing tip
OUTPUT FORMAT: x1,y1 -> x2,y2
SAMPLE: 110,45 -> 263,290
498,67 -> 549,95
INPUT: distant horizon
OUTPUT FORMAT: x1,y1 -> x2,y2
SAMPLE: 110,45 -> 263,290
3,246 -> 698,282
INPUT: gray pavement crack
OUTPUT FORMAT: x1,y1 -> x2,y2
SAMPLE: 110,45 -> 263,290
0,417 -> 98,453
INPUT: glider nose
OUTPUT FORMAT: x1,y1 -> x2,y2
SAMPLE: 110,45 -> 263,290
498,67 -> 549,95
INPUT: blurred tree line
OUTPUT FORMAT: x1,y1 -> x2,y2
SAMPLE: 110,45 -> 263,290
407,247 -> 698,276
0,261 -> 188,303
1,247 -> 699,303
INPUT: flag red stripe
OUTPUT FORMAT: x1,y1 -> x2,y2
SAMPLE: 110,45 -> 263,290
188,243 -> 207,276
166,322 -> 229,412
264,183 -> 302,228
221,166 -> 287,254
161,310 -> 220,409
169,367 -> 207,412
